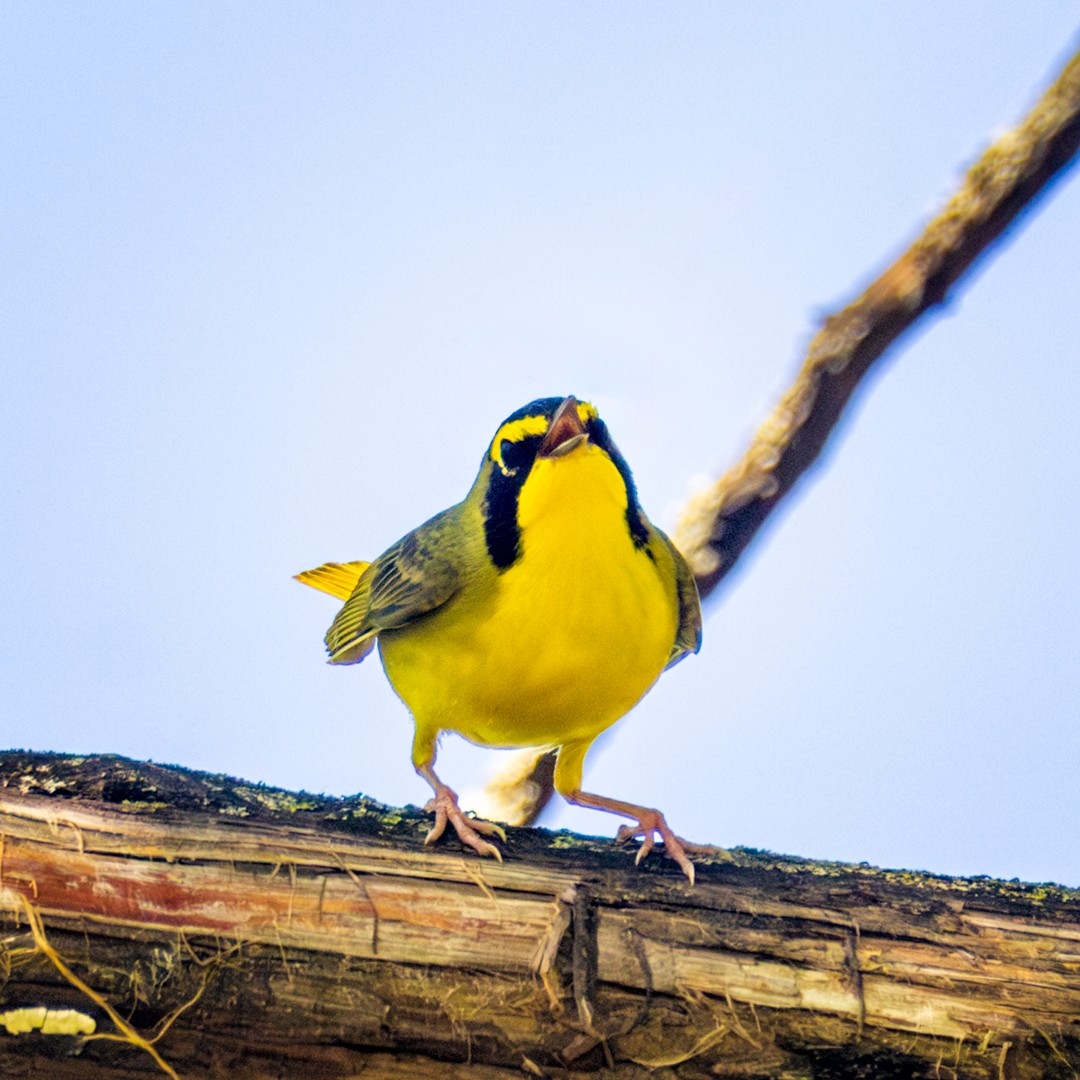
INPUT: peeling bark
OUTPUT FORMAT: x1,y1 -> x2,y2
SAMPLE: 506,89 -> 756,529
0,754 -> 1077,1078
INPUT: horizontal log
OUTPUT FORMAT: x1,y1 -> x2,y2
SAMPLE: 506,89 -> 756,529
0,753 -> 1077,1078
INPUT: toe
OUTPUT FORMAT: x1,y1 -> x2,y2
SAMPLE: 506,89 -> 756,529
450,812 -> 504,860
678,839 -> 732,860
662,835 -> 696,885
633,833 -> 656,864
465,833 -> 504,861
469,818 -> 508,843
423,802 -> 449,845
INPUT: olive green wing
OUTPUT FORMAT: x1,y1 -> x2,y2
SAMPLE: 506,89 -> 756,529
658,530 -> 702,669
324,506 -> 468,665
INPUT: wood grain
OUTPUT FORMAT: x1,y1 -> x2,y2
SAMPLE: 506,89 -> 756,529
1,754 -> 1077,1077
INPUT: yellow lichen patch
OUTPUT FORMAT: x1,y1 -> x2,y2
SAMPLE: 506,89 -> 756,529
231,786 -> 319,813
550,832 -> 590,850
0,1006 -> 96,1036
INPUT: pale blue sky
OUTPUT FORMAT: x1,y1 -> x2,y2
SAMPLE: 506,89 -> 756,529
3,4 -> 1079,886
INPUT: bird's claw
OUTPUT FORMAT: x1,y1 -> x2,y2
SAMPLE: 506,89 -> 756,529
615,810 -> 724,885
423,790 -> 506,861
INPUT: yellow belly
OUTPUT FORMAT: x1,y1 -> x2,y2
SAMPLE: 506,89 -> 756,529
378,447 -> 678,750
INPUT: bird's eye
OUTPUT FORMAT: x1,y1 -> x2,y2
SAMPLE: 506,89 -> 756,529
503,438 -> 527,466
492,439 -> 516,476
498,436 -> 539,476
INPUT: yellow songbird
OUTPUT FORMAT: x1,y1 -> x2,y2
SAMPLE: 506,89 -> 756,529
296,396 -> 704,879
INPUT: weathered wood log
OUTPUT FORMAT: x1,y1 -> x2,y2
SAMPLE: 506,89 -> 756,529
1,752 -> 1077,1078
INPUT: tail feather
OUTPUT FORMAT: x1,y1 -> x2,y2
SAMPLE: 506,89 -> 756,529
295,560 -> 377,665
293,560 -> 370,601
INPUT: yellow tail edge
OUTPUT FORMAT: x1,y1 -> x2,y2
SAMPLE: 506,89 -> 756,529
293,560 -> 370,601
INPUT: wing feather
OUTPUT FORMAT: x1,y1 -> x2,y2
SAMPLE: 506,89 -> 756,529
324,506 -> 466,665
658,530 -> 702,669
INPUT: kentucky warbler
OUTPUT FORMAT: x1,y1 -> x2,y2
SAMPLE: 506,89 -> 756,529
296,396 -> 705,880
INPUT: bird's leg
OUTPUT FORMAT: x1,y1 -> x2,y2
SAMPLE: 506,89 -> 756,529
413,729 -> 506,861
554,740 -> 724,885
564,788 -> 705,883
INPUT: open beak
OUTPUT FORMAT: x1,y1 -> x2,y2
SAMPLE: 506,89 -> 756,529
538,396 -> 588,458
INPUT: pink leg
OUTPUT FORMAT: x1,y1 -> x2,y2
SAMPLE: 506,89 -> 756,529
566,788 -> 718,884
553,739 -> 725,885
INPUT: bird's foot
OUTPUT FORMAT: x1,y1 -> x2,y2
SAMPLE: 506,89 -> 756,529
423,786 -> 506,862
615,810 -> 728,885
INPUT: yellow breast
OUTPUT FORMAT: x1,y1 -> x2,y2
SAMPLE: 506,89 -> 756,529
378,442 -> 678,749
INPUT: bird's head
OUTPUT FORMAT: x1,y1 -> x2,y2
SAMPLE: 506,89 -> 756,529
488,395 -> 593,473
477,396 -> 651,570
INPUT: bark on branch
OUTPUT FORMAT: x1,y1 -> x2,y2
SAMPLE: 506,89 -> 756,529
675,42 -> 1080,594
1,754 -> 1078,1079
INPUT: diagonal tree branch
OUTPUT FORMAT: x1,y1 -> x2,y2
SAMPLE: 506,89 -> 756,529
676,43 -> 1080,595
484,41 -> 1080,829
